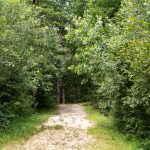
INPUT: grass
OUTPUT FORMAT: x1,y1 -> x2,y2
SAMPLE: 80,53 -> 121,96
84,103 -> 139,150
0,109 -> 56,149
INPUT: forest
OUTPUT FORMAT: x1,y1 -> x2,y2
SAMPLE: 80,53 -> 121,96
0,0 -> 150,149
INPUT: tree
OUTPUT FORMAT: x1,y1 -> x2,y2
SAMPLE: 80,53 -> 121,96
0,0 -> 61,127
66,0 -> 150,146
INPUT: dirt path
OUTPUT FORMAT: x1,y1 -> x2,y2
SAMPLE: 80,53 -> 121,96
4,104 -> 95,150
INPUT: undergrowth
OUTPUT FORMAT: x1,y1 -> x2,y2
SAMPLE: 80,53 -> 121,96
0,109 -> 56,149
84,103 -> 139,150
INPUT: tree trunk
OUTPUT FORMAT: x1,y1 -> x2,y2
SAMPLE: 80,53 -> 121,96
62,87 -> 65,104
57,80 -> 60,103
73,86 -> 76,103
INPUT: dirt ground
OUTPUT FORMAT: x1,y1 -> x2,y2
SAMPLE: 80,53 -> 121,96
3,104 -> 95,150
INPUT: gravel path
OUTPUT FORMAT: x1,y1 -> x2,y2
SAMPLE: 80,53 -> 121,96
4,104 -> 95,150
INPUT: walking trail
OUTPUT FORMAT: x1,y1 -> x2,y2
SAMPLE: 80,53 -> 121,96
4,104 -> 95,150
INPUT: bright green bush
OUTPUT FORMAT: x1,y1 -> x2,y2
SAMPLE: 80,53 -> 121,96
107,0 -> 150,139
0,0 -> 60,128
66,0 -> 150,147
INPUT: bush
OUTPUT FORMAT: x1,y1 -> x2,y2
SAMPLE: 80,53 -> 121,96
139,139 -> 150,150
66,0 -> 150,145
0,0 -> 60,128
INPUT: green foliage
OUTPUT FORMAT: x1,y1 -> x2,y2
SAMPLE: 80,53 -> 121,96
84,103 -> 139,150
66,0 -> 150,147
139,138 -> 150,150
0,0 -> 60,128
0,0 -> 149,149
0,109 -> 56,149
107,0 -> 150,139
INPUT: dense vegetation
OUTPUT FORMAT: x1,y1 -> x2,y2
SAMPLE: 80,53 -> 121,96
0,0 -> 150,149
66,0 -> 150,148
0,0 -> 60,128
85,103 -> 138,150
